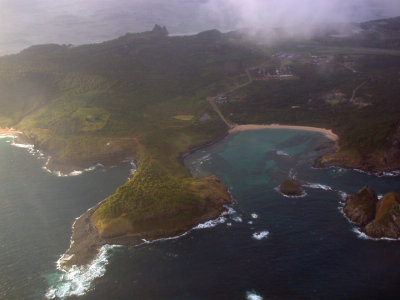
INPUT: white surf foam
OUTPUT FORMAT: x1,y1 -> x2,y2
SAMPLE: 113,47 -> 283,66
276,150 -> 290,157
380,171 -> 400,177
353,168 -> 400,177
351,227 -> 400,242
47,204 -> 237,298
133,208 -> 236,244
128,160 -> 137,177
246,291 -> 263,300
302,182 -> 332,191
274,187 -> 307,198
251,213 -> 258,219
0,133 -> 18,139
191,154 -> 211,166
193,216 -> 227,229
338,192 -> 400,242
252,231 -> 269,240
42,159 -> 104,177
46,244 -> 115,299
232,215 -> 243,223
192,206 -> 236,229
6,134 -> 110,177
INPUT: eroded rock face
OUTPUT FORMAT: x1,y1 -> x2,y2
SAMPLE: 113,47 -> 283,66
343,185 -> 378,226
384,121 -> 400,166
363,192 -> 400,239
344,186 -> 400,239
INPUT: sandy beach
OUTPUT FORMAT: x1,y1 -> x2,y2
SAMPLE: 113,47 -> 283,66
229,124 -> 339,142
0,127 -> 22,135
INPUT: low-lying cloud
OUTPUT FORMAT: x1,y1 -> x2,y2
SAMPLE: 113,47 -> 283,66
0,0 -> 399,55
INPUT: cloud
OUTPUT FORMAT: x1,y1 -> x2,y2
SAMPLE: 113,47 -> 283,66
0,0 -> 399,55
203,0 -> 400,37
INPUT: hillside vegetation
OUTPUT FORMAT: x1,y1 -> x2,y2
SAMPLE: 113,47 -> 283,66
0,26 -> 265,237
1,19 -> 400,241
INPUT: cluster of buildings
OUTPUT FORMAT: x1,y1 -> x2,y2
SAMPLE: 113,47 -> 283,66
253,66 -> 294,80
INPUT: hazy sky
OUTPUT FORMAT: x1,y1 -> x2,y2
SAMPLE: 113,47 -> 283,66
1,0 -> 399,55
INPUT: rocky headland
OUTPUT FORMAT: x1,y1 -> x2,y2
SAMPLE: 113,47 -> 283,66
316,121 -> 400,174
59,175 -> 231,270
343,185 -> 400,239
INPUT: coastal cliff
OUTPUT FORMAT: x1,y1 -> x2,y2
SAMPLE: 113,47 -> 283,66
60,174 -> 231,270
344,186 -> 400,239
316,121 -> 400,174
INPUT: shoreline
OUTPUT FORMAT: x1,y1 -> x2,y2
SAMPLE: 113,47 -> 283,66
59,124 -> 339,270
1,128 -> 136,177
229,124 -> 339,142
59,194 -> 233,270
0,127 -> 23,135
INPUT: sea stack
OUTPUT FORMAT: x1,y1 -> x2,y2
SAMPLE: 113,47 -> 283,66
279,179 -> 303,196
344,185 -> 400,239
363,192 -> 400,239
343,185 -> 378,226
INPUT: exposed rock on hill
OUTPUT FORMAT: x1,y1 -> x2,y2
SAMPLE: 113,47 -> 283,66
364,192 -> 400,239
343,185 -> 378,226
344,185 -> 400,239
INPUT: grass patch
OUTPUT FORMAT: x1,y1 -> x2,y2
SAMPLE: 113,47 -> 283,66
329,99 -> 340,105
72,107 -> 110,132
173,115 -> 194,121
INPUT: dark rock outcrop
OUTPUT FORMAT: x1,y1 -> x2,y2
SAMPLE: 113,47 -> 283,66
344,185 -> 400,239
363,192 -> 400,239
152,24 -> 169,36
343,185 -> 378,225
279,179 -> 303,196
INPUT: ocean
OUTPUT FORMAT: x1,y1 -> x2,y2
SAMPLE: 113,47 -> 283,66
1,129 -> 400,299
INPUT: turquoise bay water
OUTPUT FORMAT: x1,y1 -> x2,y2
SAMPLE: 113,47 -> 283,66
1,129 -> 400,299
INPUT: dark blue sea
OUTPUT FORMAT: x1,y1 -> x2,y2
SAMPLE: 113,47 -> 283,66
1,129 -> 400,299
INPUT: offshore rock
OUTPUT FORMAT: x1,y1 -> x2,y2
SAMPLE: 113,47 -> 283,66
279,179 -> 303,196
363,192 -> 400,239
343,185 -> 378,226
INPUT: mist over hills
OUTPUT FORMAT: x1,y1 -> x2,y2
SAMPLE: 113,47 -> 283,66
1,0 -> 400,55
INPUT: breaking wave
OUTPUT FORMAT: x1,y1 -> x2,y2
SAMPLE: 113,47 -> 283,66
4,135 -> 107,177
42,158 -> 104,177
46,244 -> 116,299
246,291 -> 264,300
0,133 -> 19,139
193,206 -> 236,229
274,186 -> 307,198
302,182 -> 332,191
351,227 -> 400,242
252,231 -> 269,240
276,150 -> 290,157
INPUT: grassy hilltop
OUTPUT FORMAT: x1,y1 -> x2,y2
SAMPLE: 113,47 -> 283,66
0,26 -> 265,238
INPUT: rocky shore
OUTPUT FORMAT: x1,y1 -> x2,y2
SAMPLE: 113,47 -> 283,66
317,121 -> 400,175
278,179 -> 304,197
343,185 -> 400,239
59,183 -> 231,271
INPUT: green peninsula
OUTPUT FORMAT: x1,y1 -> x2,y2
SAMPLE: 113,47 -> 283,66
1,18 -> 400,267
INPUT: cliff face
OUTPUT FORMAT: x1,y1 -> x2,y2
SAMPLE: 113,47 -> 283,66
344,186 -> 400,239
364,193 -> 400,239
317,122 -> 400,174
383,121 -> 400,168
343,185 -> 378,226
